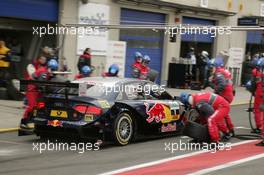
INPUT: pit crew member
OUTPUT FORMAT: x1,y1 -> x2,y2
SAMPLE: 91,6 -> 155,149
132,52 -> 143,78
211,58 -> 235,136
77,48 -> 91,73
75,65 -> 92,79
21,58 -> 59,128
102,64 -> 119,77
246,58 -> 264,135
139,55 -> 151,80
254,57 -> 264,146
180,92 -> 230,143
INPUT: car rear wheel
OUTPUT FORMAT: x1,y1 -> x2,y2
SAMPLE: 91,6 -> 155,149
113,112 -> 134,146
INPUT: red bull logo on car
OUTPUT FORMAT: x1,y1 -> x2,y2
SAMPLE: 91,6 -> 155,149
47,120 -> 63,127
144,102 -> 181,124
144,102 -> 165,123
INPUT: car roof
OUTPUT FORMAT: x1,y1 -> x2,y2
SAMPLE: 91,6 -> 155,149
72,77 -> 150,86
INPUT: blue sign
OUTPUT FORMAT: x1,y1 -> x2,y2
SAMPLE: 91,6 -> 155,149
238,18 -> 258,26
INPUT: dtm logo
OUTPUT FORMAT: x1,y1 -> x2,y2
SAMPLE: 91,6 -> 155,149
144,102 -> 165,123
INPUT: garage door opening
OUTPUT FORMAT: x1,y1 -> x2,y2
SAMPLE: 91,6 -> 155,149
120,8 -> 165,84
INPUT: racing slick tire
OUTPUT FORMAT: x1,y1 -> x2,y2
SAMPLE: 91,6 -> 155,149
183,121 -> 210,142
113,112 -> 134,146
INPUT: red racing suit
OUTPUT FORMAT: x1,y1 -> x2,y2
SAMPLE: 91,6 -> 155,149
252,68 -> 264,129
132,61 -> 142,78
23,63 -> 49,120
74,74 -> 90,79
139,65 -> 150,80
212,67 -> 234,130
77,53 -> 91,72
192,92 -> 230,142
102,72 -> 118,77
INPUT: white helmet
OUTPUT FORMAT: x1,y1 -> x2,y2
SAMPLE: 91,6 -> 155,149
201,51 -> 209,57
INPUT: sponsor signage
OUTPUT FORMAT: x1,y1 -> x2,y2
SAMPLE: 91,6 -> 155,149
77,3 -> 109,56
228,48 -> 244,68
106,41 -> 127,78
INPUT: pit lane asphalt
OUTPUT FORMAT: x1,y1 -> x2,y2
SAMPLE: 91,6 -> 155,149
0,105 -> 263,175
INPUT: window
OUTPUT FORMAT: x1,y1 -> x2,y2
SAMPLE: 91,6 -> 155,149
124,83 -> 145,100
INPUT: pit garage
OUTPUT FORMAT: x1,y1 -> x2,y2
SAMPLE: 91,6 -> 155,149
0,0 -> 58,100
120,8 -> 165,83
180,16 -> 216,57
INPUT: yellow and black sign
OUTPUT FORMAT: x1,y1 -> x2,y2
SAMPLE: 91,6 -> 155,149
50,110 -> 68,118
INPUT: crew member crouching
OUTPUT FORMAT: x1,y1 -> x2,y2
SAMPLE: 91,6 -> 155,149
102,64 -> 119,77
180,92 -> 231,143
75,65 -> 92,79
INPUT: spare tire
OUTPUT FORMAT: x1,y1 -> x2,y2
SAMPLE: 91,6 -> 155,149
183,121 -> 210,142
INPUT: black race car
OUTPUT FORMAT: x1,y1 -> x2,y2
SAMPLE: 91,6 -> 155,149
20,77 -> 187,145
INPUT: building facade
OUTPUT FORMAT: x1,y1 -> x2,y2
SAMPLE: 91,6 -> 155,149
1,0 -> 264,85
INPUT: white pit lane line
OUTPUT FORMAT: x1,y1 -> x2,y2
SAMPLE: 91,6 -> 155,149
99,140 -> 257,175
234,126 -> 252,130
188,153 -> 264,175
0,149 -> 19,156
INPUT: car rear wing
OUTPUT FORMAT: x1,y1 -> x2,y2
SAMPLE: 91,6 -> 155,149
19,80 -> 80,98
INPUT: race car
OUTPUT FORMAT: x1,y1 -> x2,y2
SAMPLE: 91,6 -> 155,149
20,77 -> 186,145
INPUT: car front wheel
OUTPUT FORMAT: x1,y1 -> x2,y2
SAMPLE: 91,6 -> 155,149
113,112 -> 134,146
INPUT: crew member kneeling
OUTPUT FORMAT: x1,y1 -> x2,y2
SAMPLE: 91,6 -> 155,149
180,92 -> 231,143
102,64 -> 119,77
75,65 -> 92,79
